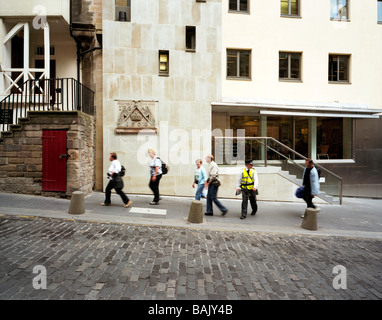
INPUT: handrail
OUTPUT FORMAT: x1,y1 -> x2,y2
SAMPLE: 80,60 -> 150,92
0,78 -> 95,132
213,136 -> 343,204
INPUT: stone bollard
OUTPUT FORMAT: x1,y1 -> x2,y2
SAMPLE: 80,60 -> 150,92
68,191 -> 85,215
187,200 -> 203,224
301,208 -> 318,231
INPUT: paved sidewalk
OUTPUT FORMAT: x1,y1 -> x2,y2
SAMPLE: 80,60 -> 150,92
0,192 -> 382,239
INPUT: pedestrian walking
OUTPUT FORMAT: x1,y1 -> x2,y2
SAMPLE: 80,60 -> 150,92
302,158 -> 320,213
192,159 -> 207,200
236,160 -> 258,220
205,154 -> 228,216
101,152 -> 132,208
148,148 -> 162,205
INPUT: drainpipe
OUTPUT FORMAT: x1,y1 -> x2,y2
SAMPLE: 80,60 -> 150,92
69,0 -> 81,82
69,0 -> 102,83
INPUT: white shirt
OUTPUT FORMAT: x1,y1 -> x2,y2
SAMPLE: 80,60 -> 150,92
207,161 -> 219,179
108,159 -> 121,179
150,156 -> 162,176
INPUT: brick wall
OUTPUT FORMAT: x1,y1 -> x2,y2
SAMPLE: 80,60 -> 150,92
0,111 -> 95,197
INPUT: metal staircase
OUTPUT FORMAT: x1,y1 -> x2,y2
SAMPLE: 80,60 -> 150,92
0,78 -> 95,135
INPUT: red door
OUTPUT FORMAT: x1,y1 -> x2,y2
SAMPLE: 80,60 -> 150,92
42,130 -> 67,192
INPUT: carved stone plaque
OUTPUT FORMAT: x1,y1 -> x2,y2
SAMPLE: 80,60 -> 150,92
115,100 -> 157,134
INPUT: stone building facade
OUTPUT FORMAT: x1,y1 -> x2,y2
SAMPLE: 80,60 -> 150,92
0,111 -> 95,197
101,0 -> 222,196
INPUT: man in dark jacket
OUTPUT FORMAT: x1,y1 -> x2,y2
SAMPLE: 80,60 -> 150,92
302,158 -> 320,211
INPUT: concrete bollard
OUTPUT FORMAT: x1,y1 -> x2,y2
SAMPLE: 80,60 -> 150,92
301,208 -> 318,231
187,200 -> 203,224
68,191 -> 85,215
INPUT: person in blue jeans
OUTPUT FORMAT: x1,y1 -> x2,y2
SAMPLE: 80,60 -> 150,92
192,159 -> 207,200
204,154 -> 228,216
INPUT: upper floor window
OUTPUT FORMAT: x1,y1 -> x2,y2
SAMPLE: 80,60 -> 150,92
281,0 -> 300,17
328,54 -> 350,83
185,26 -> 196,52
378,0 -> 382,23
229,0 -> 249,13
279,52 -> 302,81
159,50 -> 169,76
330,0 -> 349,21
227,49 -> 251,79
115,0 -> 131,22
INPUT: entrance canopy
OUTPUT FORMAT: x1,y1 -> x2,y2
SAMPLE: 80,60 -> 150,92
211,98 -> 382,162
212,98 -> 382,119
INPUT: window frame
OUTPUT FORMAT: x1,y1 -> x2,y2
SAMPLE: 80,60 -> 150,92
226,49 -> 252,80
228,0 -> 250,14
185,26 -> 196,52
115,0 -> 131,22
280,0 -> 301,18
330,0 -> 350,21
279,51 -> 302,82
158,50 -> 170,76
328,54 -> 351,84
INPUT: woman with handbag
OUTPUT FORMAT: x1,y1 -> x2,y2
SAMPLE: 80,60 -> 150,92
204,154 -> 228,216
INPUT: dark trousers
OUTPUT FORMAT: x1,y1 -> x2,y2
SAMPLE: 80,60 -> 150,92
241,189 -> 257,217
104,180 -> 129,205
303,186 -> 316,209
206,184 -> 227,214
149,174 -> 162,202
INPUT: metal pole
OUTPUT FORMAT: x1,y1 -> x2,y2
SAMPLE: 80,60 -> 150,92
264,138 -> 268,167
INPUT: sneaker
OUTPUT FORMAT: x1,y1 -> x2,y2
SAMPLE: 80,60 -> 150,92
221,209 -> 228,216
101,203 -> 110,206
240,215 -> 246,220
204,212 -> 213,216
124,200 -> 132,208
149,201 -> 159,205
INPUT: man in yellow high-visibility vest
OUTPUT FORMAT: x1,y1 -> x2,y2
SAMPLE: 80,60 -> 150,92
236,160 -> 258,220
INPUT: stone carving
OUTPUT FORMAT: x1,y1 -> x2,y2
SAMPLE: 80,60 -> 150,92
115,100 -> 157,134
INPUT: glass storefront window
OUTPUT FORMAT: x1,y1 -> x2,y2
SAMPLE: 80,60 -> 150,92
230,116 -> 260,137
317,117 -> 352,159
223,115 -> 352,162
230,116 -> 261,161
295,117 -> 309,157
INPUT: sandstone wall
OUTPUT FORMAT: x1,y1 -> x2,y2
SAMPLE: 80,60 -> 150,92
0,111 -> 95,197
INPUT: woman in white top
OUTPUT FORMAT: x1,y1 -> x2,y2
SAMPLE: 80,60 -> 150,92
101,152 -> 132,208
148,148 -> 162,205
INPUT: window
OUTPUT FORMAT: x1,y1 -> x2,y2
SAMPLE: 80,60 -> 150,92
328,54 -> 350,82
281,0 -> 300,16
115,0 -> 131,22
378,0 -> 382,23
185,26 -> 196,51
317,118 -> 352,159
330,0 -> 349,20
229,0 -> 249,13
279,52 -> 302,80
159,50 -> 169,76
227,49 -> 251,79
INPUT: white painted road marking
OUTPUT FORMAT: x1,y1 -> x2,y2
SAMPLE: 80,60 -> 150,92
129,207 -> 167,215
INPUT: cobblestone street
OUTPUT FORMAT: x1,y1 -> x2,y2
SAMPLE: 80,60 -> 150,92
0,215 -> 381,300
